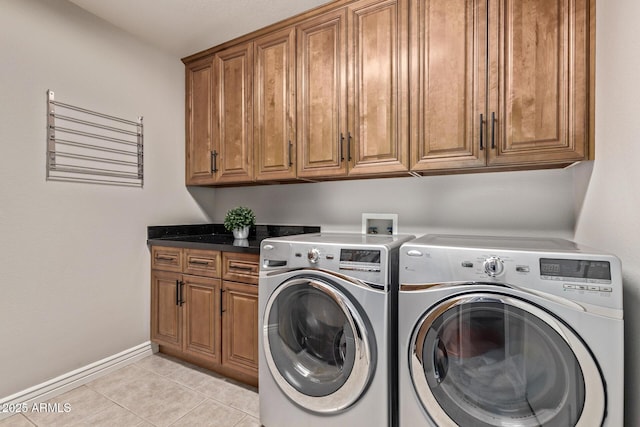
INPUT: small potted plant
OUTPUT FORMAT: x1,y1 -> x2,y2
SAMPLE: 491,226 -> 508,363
224,206 -> 256,239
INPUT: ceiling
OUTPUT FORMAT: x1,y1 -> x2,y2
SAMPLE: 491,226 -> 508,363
68,0 -> 330,58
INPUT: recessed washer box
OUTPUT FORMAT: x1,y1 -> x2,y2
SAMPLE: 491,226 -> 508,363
362,213 -> 398,235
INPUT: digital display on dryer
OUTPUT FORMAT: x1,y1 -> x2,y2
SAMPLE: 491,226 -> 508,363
540,258 -> 611,280
340,249 -> 381,264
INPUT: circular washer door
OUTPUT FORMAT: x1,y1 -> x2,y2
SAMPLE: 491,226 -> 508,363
410,292 -> 604,427
263,276 -> 375,414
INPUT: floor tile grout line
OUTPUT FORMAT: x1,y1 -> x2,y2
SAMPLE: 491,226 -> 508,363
9,354 -> 259,427
84,383 -> 158,426
130,356 -> 260,419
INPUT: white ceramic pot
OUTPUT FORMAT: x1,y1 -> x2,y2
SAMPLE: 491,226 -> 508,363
233,226 -> 250,239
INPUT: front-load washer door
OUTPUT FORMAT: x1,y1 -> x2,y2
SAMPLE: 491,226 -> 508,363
263,275 -> 376,414
410,292 -> 604,427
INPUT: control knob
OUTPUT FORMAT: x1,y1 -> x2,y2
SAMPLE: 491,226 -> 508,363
483,256 -> 504,277
307,248 -> 320,264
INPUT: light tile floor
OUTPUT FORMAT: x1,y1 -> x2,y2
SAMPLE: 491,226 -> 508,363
0,354 -> 260,427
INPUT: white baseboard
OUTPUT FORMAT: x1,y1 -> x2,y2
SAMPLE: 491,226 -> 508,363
0,341 -> 156,421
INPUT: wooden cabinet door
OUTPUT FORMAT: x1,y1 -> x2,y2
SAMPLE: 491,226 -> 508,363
182,275 -> 222,363
347,0 -> 409,175
254,27 -> 297,181
410,0 -> 487,172
185,56 -> 215,185
222,281 -> 259,378
487,0 -> 589,165
151,270 -> 182,349
213,42 -> 254,183
297,8 -> 348,178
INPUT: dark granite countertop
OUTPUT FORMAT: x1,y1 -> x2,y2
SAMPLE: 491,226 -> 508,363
147,224 -> 320,254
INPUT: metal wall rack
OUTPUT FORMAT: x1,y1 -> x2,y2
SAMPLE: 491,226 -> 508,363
46,89 -> 143,187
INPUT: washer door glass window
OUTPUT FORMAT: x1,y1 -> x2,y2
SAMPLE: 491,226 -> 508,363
264,276 -> 375,414
411,293 -> 603,427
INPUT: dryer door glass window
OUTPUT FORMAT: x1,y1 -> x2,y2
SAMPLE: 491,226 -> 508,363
263,277 -> 374,413
411,294 -> 595,427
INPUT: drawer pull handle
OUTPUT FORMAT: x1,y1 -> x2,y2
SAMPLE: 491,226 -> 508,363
189,259 -> 210,266
156,255 -> 176,261
230,263 -> 255,272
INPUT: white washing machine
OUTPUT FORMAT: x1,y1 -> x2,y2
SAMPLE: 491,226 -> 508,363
259,233 -> 414,427
398,235 -> 623,427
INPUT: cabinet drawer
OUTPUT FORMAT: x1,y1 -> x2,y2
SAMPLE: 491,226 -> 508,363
151,246 -> 183,272
184,249 -> 221,278
223,253 -> 260,284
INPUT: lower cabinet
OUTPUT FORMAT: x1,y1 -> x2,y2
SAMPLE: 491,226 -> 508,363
222,281 -> 259,378
150,246 -> 259,387
151,271 -> 222,362
183,275 -> 222,362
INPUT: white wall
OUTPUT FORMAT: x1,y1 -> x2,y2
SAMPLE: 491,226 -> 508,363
0,0 -> 210,397
209,169 -> 577,238
574,0 -> 640,425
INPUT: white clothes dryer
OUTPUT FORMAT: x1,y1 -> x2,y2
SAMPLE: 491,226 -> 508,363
259,233 -> 414,427
398,235 -> 623,427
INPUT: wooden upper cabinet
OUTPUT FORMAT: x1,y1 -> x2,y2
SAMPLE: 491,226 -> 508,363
348,0 -> 409,175
297,0 -> 408,179
410,0 -> 487,171
213,42 -> 254,183
411,0 -> 590,172
184,0 -> 593,184
487,0 -> 589,165
185,56 -> 215,185
297,8 -> 349,179
254,28 -> 297,181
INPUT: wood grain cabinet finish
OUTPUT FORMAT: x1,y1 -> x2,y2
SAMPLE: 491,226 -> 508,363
347,0 -> 409,175
222,281 -> 259,377
254,27 -> 297,181
151,270 -> 182,349
184,0 -> 592,183
212,42 -> 254,184
150,246 -> 258,385
297,8 -> 349,179
184,248 -> 221,278
222,252 -> 260,285
182,275 -> 222,362
487,0 -> 590,166
411,0 -> 591,172
185,56 -> 215,185
151,246 -> 184,273
297,0 -> 409,178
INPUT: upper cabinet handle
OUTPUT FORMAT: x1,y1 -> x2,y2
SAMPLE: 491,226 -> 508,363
211,150 -> 218,173
347,132 -> 352,162
288,140 -> 293,167
479,114 -> 485,150
339,133 -> 345,163
491,112 -> 496,149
